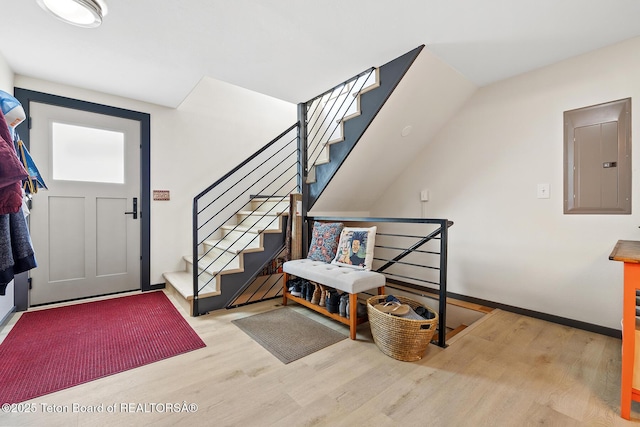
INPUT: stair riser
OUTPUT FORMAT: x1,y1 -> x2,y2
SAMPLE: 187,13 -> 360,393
249,200 -> 289,213
185,253 -> 242,276
185,263 -> 222,289
199,246 -> 237,262
170,267 -> 217,292
164,284 -> 194,315
219,230 -> 262,248
236,213 -> 283,230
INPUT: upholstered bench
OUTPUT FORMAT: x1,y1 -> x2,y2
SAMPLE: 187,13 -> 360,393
282,258 -> 386,339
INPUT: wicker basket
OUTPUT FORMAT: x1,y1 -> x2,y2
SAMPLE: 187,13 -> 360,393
367,295 -> 438,362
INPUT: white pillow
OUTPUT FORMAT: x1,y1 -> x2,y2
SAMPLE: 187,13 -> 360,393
331,226 -> 376,270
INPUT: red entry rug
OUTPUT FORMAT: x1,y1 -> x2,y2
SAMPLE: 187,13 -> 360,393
0,291 -> 205,403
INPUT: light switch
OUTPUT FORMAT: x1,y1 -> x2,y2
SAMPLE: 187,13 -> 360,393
537,183 -> 550,199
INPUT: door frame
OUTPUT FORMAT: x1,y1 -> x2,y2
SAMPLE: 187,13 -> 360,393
13,88 -> 153,310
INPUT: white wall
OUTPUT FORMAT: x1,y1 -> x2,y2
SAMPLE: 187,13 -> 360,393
0,51 -> 15,320
311,48 -> 477,214
371,36 -> 640,330
0,53 -> 12,91
14,75 -> 297,285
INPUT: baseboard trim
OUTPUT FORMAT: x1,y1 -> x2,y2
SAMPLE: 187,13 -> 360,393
384,280 -> 621,339
0,306 -> 16,327
30,288 -> 143,308
446,291 -> 621,339
149,283 -> 166,291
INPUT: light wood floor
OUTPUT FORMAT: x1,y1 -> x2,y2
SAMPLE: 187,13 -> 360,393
1,290 -> 639,426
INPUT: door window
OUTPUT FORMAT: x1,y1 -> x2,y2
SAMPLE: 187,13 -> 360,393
52,122 -> 125,184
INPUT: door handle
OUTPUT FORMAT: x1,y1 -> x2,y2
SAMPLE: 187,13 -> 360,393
124,197 -> 138,220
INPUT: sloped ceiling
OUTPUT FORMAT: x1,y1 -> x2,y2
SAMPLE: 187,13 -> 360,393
310,49 -> 477,214
1,1 -> 640,107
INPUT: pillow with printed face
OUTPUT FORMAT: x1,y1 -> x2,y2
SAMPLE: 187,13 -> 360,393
307,221 -> 344,263
331,226 -> 376,270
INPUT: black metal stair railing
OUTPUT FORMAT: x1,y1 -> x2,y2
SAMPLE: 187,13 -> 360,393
304,67 -> 377,177
307,216 -> 452,347
192,123 -> 299,315
226,251 -> 287,308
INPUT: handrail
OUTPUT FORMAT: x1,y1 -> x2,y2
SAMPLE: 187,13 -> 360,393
376,220 -> 454,272
307,216 -> 448,224
304,67 -> 376,106
307,215 -> 451,348
197,145 -> 297,243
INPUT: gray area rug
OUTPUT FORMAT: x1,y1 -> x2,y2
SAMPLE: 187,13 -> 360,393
232,307 -> 347,364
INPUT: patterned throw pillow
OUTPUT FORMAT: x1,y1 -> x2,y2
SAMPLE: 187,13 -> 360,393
331,226 -> 377,270
307,222 -> 344,263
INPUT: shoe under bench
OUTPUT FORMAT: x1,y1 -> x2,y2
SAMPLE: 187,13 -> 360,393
282,259 -> 386,340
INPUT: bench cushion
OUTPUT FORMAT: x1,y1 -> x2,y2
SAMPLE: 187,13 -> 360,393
283,259 -> 385,294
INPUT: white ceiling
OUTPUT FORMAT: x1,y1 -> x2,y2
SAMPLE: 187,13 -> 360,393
1,0 -> 640,108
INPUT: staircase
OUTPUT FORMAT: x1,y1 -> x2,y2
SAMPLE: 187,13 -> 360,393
163,46 -> 425,316
163,196 -> 289,316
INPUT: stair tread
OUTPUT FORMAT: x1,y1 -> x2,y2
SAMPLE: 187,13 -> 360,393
222,224 -> 282,234
336,110 -> 361,123
235,211 -> 285,232
249,208 -> 290,215
251,198 -> 289,202
203,235 -> 264,253
163,271 -> 220,300
221,225 -> 260,234
249,197 -> 290,206
250,200 -> 289,213
237,210 -> 285,216
250,196 -> 289,201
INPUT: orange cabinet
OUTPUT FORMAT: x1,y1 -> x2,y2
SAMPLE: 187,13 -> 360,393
609,240 -> 640,420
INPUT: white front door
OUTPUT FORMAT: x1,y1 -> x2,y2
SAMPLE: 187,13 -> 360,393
28,102 -> 141,305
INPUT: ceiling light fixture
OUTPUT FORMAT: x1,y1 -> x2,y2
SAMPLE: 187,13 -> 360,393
36,0 -> 108,28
